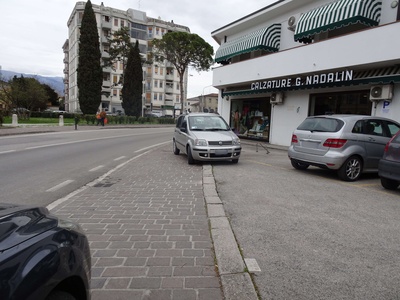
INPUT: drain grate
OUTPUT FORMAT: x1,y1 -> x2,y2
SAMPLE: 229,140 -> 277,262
93,177 -> 121,188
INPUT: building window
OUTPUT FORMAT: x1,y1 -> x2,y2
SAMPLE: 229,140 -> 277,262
154,80 -> 158,88
114,18 -> 118,26
159,94 -> 163,100
160,68 -> 163,75
104,16 -> 110,22
156,27 -> 160,35
155,66 -> 158,74
309,90 -> 370,116
159,81 -> 163,88
121,20 -> 125,27
113,75 -> 118,85
154,93 -> 157,100
113,89 -> 117,96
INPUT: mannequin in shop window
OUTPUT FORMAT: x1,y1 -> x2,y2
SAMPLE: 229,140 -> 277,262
234,110 -> 240,133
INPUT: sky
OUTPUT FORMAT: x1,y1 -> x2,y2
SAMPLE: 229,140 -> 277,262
0,0 -> 275,98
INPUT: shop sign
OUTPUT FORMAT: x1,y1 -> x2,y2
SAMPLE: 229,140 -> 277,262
250,70 -> 353,91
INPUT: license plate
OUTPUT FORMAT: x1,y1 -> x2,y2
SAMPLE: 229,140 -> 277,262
215,149 -> 228,155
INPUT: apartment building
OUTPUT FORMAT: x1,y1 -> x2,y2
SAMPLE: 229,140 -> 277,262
212,0 -> 400,146
65,1 -> 190,115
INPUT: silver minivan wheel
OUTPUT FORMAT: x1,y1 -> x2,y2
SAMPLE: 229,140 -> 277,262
187,146 -> 195,165
338,156 -> 362,181
173,140 -> 180,155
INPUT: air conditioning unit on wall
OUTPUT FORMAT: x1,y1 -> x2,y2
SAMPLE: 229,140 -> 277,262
369,85 -> 393,101
287,16 -> 296,31
270,92 -> 284,104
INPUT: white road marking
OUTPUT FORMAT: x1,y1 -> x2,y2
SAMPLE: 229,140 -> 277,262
24,132 -> 165,150
114,156 -> 126,161
134,141 -> 169,152
0,150 -> 17,154
46,180 -> 74,192
244,258 -> 261,272
89,165 -> 104,172
47,141 -> 170,210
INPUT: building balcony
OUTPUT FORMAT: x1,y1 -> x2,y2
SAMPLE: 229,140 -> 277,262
101,22 -> 111,29
102,66 -> 113,73
102,80 -> 111,88
165,94 -> 174,101
101,35 -> 110,44
102,51 -> 110,58
165,73 -> 174,80
165,86 -> 174,93
101,95 -> 111,102
164,100 -> 174,106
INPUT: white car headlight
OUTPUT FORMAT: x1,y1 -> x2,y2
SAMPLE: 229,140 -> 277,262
195,139 -> 208,146
233,138 -> 241,145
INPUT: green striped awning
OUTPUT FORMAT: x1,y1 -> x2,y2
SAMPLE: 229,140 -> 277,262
294,0 -> 382,42
215,24 -> 281,63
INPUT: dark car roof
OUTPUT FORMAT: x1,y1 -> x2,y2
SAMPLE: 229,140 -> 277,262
0,204 -> 57,252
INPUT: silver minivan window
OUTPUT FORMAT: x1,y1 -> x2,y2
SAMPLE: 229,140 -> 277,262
297,117 -> 343,132
188,116 -> 229,131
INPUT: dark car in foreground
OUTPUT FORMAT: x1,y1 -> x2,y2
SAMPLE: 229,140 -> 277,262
0,203 -> 91,300
378,130 -> 400,190
173,113 -> 241,164
288,115 -> 400,181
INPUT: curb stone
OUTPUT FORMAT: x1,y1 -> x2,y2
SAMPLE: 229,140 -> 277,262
203,165 -> 258,300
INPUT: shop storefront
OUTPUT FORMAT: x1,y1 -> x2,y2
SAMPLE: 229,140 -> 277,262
223,66 -> 400,144
212,0 -> 400,146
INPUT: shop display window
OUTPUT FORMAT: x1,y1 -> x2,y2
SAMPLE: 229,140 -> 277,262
230,99 -> 271,140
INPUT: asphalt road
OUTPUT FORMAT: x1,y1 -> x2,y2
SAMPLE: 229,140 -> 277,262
0,127 -> 173,207
212,144 -> 400,300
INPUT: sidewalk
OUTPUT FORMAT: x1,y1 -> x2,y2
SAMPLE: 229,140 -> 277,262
47,143 -> 259,300
1,124 -> 286,299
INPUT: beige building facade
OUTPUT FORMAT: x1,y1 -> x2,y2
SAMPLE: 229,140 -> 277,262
65,2 -> 190,116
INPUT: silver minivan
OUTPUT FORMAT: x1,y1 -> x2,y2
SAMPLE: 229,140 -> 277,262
173,113 -> 241,164
288,115 -> 400,181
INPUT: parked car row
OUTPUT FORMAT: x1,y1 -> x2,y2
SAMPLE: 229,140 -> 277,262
288,114 -> 400,189
170,113 -> 399,190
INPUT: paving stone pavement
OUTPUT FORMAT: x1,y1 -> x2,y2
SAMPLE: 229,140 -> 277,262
48,144 -> 225,300
2,125 -> 284,299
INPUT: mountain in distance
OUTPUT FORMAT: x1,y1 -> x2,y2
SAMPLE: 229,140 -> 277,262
0,70 -> 64,96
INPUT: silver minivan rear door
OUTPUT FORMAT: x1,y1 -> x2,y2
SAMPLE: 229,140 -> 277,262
360,120 -> 390,170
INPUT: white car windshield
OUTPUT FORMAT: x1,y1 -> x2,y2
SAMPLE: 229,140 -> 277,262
188,116 -> 229,131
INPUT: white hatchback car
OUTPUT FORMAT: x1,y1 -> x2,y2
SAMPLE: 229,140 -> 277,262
173,113 -> 241,164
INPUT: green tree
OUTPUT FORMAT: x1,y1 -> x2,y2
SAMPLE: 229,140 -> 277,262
152,32 -> 214,113
2,76 -> 47,117
122,41 -> 143,116
77,0 -> 102,114
42,84 -> 59,107
103,26 -> 131,73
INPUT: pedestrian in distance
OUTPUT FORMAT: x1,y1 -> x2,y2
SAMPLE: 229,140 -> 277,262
100,110 -> 107,126
96,110 -> 101,125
